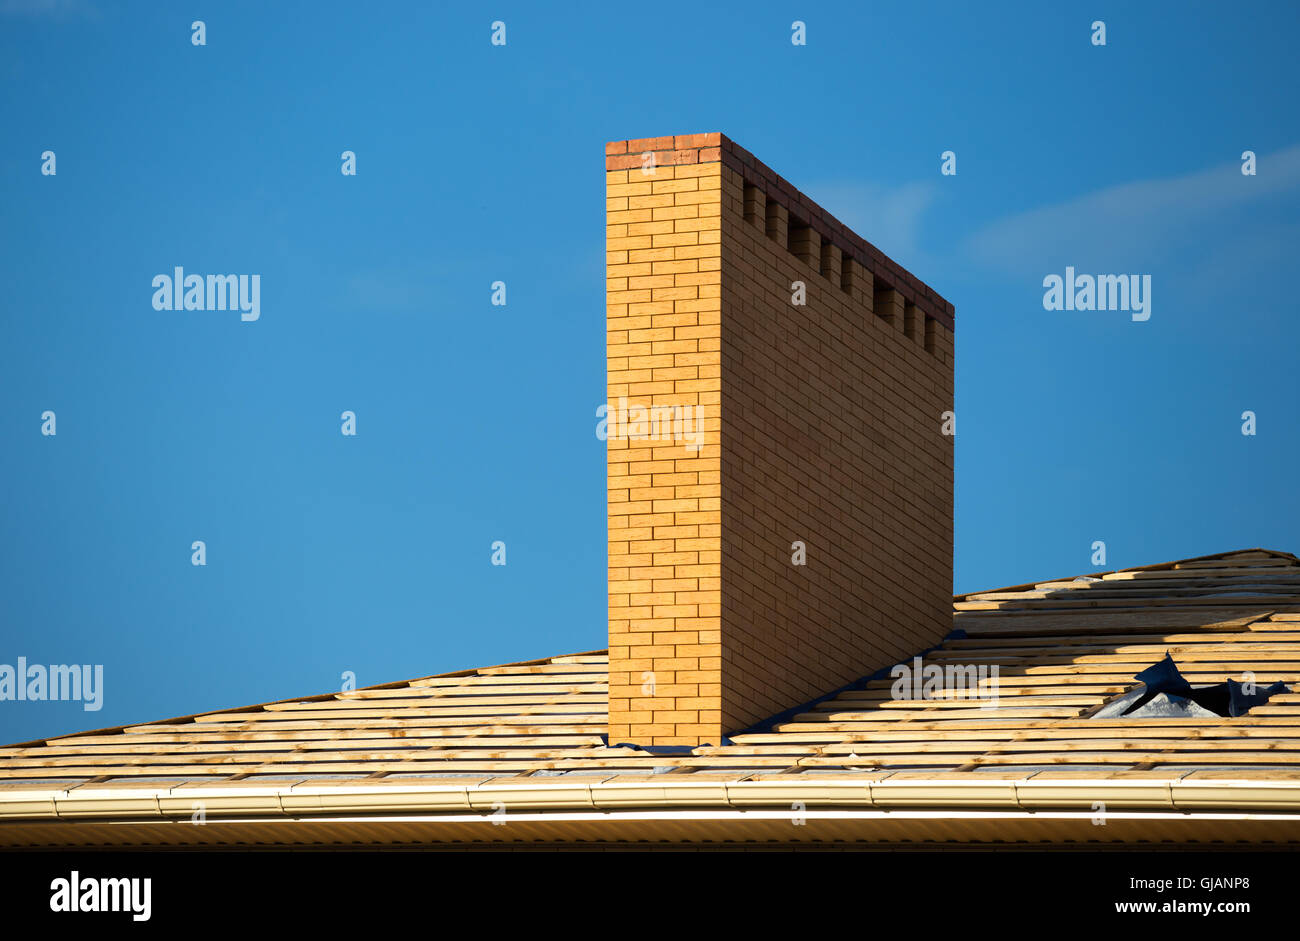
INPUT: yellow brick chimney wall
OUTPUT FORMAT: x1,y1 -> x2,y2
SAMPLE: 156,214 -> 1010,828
606,133 -> 955,746
606,135 -> 724,747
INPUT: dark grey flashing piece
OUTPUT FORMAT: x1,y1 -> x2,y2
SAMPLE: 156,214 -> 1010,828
1091,653 -> 1290,719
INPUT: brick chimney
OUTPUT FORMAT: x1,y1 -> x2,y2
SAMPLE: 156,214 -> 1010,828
605,133 -> 954,747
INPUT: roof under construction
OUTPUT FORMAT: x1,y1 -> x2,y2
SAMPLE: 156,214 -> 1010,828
3,548 -> 1300,848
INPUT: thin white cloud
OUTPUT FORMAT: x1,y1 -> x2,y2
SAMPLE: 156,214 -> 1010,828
800,180 -> 939,273
966,144 -> 1300,276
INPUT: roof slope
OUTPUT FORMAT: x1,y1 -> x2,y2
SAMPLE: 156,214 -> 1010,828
4,548 -> 1300,847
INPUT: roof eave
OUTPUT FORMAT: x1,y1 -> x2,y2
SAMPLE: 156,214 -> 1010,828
3,775 -> 1300,847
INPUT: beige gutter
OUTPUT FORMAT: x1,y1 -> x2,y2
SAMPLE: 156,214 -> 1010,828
3,775 -> 1300,823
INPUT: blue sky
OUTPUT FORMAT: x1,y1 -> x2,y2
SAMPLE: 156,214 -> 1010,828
1,0 -> 1297,743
